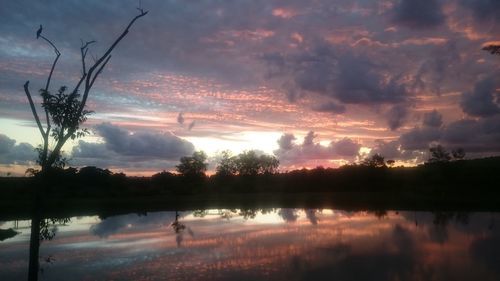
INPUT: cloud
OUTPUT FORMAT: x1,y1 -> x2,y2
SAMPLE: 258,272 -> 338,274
412,41 -> 461,94
0,134 -> 36,165
312,101 -> 346,114
0,134 -> 15,154
274,132 -> 360,166
277,133 -> 296,150
386,104 -> 408,131
301,224 -> 416,281
95,122 -> 194,160
90,211 -> 179,238
460,77 -> 499,117
331,138 -> 361,157
460,0 -> 500,23
187,120 -> 195,131
399,127 -> 441,150
369,140 -> 420,161
400,115 -> 500,153
71,141 -> 114,159
177,112 -> 184,125
262,46 -> 409,106
422,110 -> 443,127
391,0 -> 445,29
303,131 -> 316,146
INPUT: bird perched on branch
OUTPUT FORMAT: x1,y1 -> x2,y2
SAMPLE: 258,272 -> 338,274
36,25 -> 42,39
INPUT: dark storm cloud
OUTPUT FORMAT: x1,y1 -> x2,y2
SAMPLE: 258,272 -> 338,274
422,110 -> 443,128
95,122 -> 194,159
460,77 -> 500,117
399,127 -> 441,150
399,115 -> 500,153
312,101 -> 346,114
0,134 -> 36,165
391,0 -> 445,29
412,41 -> 461,95
386,104 -> 408,131
460,0 -> 500,23
70,140 -> 182,171
71,141 -> 113,159
264,48 -> 409,107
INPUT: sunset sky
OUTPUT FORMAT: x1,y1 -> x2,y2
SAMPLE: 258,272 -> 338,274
0,0 -> 499,175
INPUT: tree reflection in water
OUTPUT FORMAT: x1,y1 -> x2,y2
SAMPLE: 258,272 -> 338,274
170,211 -> 194,247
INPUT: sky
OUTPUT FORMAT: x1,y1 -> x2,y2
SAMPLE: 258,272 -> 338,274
0,0 -> 499,175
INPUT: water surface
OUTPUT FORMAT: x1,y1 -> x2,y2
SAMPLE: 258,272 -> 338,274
1,209 -> 499,281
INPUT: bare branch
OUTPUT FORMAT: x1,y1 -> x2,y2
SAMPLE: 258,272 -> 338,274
39,35 -> 60,57
90,55 -> 111,89
70,40 -> 96,97
23,81 -> 45,137
39,34 -> 61,133
79,9 -> 148,117
80,40 -> 96,75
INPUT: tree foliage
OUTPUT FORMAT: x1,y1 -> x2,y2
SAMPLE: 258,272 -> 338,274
452,148 -> 466,160
428,145 -> 451,163
215,150 -> 238,176
362,153 -> 387,168
215,150 -> 279,176
176,151 -> 208,177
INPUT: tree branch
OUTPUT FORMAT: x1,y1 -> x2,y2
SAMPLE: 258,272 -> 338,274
23,81 -> 45,137
70,40 -> 96,97
90,55 -> 111,89
39,34 -> 61,139
40,35 -> 60,91
78,9 -> 148,117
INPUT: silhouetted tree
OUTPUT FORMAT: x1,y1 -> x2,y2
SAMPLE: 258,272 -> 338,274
362,153 -> 386,168
176,151 -> 208,178
428,145 -> 451,163
78,166 -> 112,178
215,150 -> 238,176
235,150 -> 261,176
152,170 -> 175,185
24,9 -> 148,281
258,154 -> 280,174
386,159 -> 395,167
24,9 -> 148,175
233,150 -> 279,176
452,148 -> 465,160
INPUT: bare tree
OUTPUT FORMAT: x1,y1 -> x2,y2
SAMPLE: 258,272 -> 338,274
24,8 -> 148,174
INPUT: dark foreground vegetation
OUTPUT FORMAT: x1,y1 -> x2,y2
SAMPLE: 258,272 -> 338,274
1,156 -> 500,219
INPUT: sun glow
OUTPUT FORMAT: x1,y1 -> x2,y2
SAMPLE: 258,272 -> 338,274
184,131 -> 282,156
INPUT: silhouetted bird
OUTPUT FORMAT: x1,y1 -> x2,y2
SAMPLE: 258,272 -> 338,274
36,25 -> 42,39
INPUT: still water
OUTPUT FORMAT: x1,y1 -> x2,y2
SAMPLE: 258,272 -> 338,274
1,209 -> 499,281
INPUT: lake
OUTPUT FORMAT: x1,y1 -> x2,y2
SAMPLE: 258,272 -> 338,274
1,208 -> 500,281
